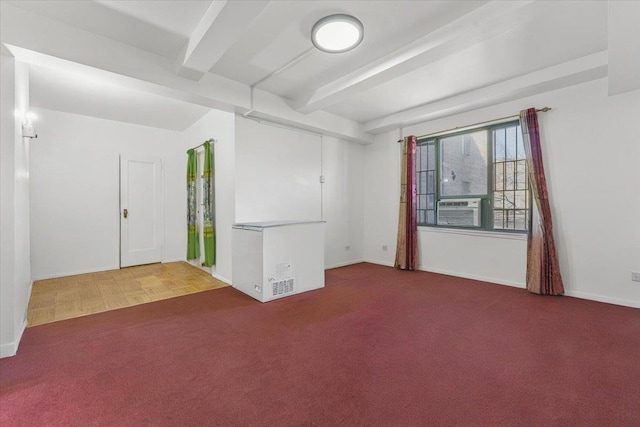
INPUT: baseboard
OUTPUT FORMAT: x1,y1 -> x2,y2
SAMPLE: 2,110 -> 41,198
564,290 -> 639,309
211,271 -> 232,285
15,317 -> 27,353
0,341 -> 16,358
418,266 -> 526,289
162,258 -> 187,263
362,263 -> 637,308
178,259 -> 231,285
0,318 -> 27,358
32,265 -> 119,281
325,259 -> 365,270
363,258 -> 395,267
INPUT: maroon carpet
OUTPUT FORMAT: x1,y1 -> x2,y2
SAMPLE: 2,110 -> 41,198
1,263 -> 639,426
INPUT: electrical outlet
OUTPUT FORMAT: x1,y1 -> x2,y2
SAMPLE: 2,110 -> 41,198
382,245 -> 388,251
632,272 -> 640,282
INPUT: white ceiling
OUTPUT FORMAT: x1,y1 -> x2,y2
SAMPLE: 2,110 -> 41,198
29,64 -> 211,131
1,0 -> 635,139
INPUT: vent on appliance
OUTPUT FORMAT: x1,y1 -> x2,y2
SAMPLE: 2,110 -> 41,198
272,278 -> 295,296
437,198 -> 481,226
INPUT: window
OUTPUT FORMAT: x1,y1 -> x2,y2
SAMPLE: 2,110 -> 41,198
416,121 -> 529,231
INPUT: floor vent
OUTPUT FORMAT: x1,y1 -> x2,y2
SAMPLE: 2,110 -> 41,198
272,278 -> 295,297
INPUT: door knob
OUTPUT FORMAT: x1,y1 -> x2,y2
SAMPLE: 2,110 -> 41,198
123,209 -> 128,218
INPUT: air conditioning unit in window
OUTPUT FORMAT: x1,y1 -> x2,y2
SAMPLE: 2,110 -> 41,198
437,198 -> 481,227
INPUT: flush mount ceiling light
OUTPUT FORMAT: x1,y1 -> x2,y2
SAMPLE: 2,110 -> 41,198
311,14 -> 364,53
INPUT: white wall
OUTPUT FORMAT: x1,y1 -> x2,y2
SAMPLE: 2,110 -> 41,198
181,109 -> 236,283
322,136 -> 365,268
1,49 -> 17,357
13,62 -> 31,352
363,129 -> 402,266
235,117 -> 322,223
29,108 -> 185,279
363,79 -> 640,307
0,55 -> 31,358
235,117 -> 366,269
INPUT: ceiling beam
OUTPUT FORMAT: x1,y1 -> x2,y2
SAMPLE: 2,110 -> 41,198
291,1 -> 535,114
175,0 -> 270,81
0,3 -> 370,143
607,0 -> 640,96
363,52 -> 608,134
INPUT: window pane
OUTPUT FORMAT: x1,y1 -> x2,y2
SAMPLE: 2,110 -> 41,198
420,145 -> 428,170
462,181 -> 471,194
419,195 -> 426,210
504,191 -> 516,209
427,143 -> 435,169
514,190 -> 526,209
505,161 -> 515,190
463,135 -> 472,156
494,210 -> 504,229
492,124 -> 528,232
516,160 -> 527,190
493,191 -> 504,210
427,194 -> 435,210
514,210 -> 527,230
516,125 -> 526,160
495,162 -> 504,191
418,210 -> 426,224
427,210 -> 435,224
505,126 -> 517,160
494,128 -> 505,162
427,170 -> 435,194
419,171 -> 427,194
441,130 -> 487,196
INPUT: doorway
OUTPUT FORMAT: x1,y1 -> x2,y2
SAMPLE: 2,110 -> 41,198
120,154 -> 163,267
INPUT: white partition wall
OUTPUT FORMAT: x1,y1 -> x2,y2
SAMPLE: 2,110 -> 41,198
235,117 -> 322,223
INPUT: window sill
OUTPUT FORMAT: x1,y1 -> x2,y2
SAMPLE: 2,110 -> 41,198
417,226 -> 527,241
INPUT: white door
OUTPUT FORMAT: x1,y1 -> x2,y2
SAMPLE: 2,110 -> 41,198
120,154 -> 163,267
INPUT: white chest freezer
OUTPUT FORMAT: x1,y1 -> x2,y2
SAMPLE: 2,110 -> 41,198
231,220 -> 325,303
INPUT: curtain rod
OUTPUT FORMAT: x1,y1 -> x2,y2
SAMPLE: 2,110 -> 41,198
188,138 -> 216,152
396,107 -> 552,143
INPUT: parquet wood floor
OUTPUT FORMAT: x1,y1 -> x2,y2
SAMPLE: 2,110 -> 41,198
27,262 -> 228,327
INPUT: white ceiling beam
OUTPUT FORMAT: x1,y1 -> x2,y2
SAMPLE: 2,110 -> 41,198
607,0 -> 640,96
246,88 -> 370,143
0,3 -> 369,143
363,52 -> 608,134
175,0 -> 270,80
291,1 -> 535,114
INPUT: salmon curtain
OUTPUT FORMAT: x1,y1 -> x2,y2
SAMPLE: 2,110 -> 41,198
520,108 -> 564,295
394,136 -> 419,270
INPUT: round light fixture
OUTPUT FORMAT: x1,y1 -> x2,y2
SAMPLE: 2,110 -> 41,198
311,14 -> 364,53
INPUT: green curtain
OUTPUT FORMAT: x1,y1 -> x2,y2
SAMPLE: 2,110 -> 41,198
186,149 -> 200,260
202,141 -> 216,266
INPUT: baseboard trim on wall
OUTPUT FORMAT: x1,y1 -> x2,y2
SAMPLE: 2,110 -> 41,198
162,258 -> 187,264
0,318 -> 27,358
363,258 -> 395,268
325,259 -> 365,270
32,265 -> 120,281
418,267 -> 526,289
564,290 -> 639,309
0,342 -> 17,358
23,278 -> 33,321
211,271 -> 232,285
358,262 -> 637,309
